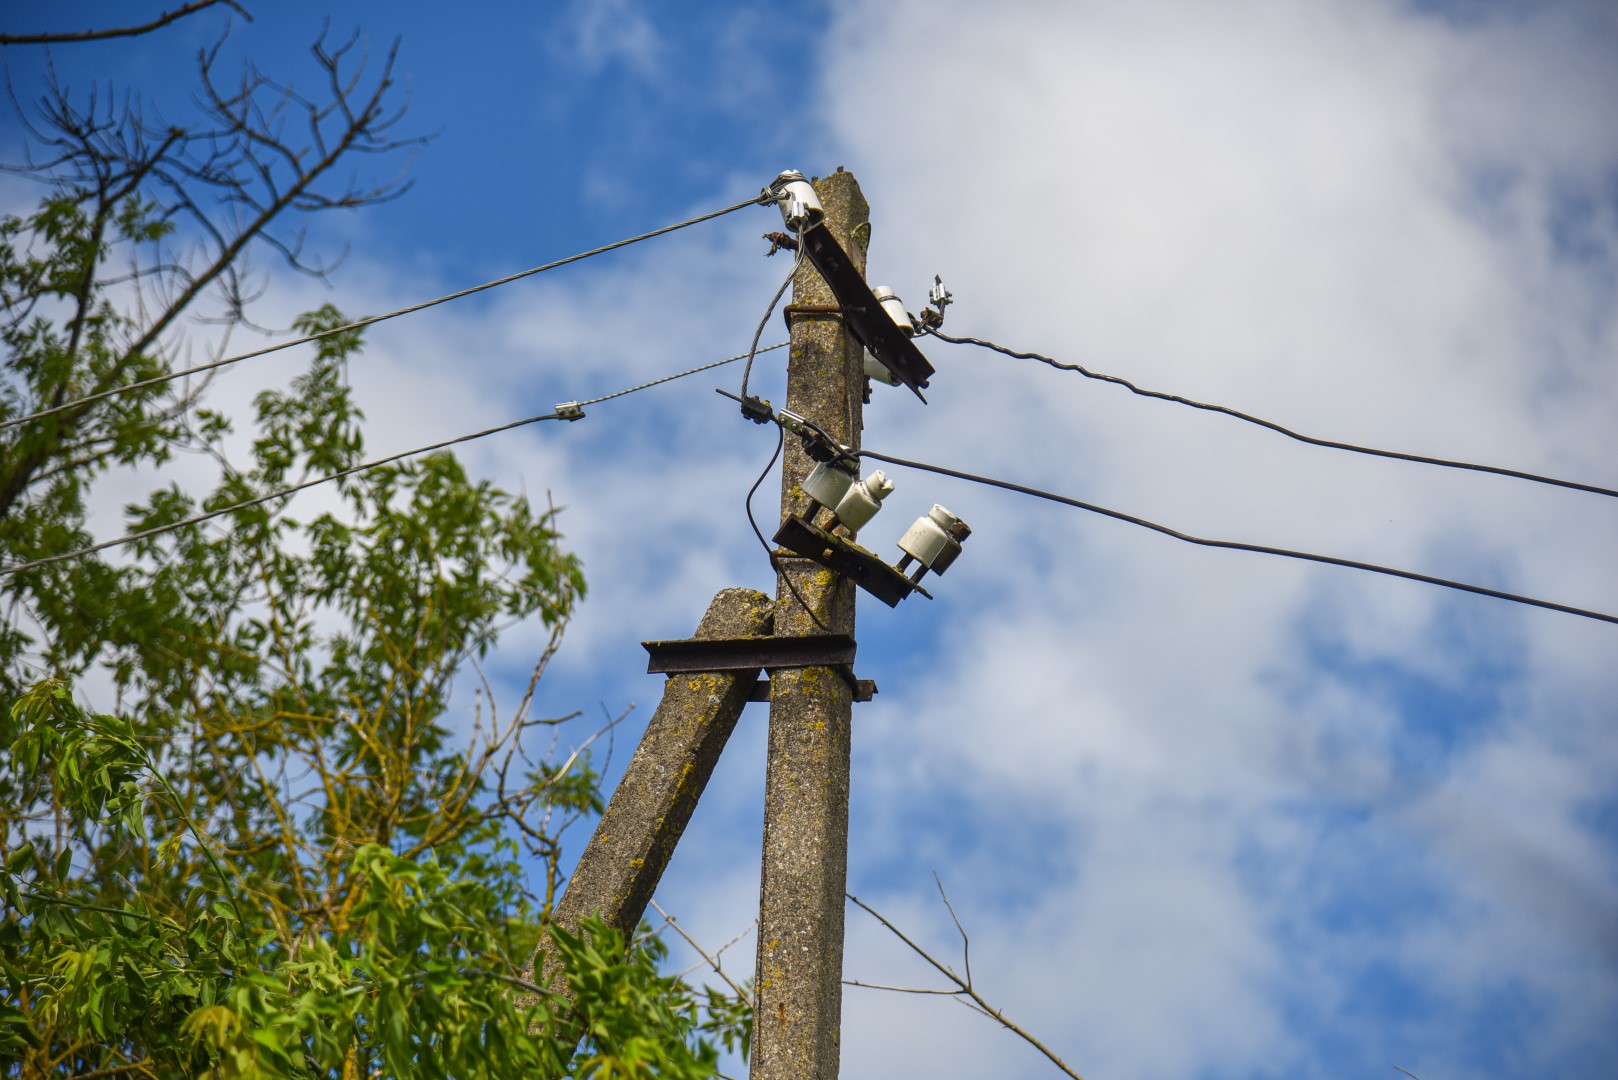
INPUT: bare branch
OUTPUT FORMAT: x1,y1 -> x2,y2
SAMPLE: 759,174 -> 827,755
842,979 -> 964,997
934,869 -> 973,986
648,898 -> 750,1000
847,889 -> 1087,1080
0,1 -> 248,46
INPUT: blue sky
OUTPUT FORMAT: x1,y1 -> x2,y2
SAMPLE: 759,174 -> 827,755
5,1 -> 1617,1077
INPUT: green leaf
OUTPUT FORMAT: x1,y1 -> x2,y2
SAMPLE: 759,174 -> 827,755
4,840 -> 32,875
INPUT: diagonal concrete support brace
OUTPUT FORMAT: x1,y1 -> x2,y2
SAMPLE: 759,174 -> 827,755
528,586 -> 773,995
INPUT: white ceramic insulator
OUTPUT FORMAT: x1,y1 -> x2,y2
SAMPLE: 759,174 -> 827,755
899,504 -> 960,567
864,350 -> 900,386
802,460 -> 856,510
871,286 -> 914,335
773,172 -> 823,231
834,470 -> 893,532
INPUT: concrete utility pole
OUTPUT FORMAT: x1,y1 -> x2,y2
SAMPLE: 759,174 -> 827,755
527,587 -> 774,1000
751,168 -> 869,1080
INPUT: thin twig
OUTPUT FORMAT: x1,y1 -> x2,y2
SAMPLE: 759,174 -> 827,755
649,898 -> 749,999
846,888 -> 1086,1080
841,978 -> 965,996
934,870 -> 972,987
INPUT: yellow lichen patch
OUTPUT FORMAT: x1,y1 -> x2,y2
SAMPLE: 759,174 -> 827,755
852,221 -> 872,254
629,857 -> 644,869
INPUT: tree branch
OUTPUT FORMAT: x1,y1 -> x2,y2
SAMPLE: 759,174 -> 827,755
648,899 -> 750,1000
0,1 -> 250,46
846,887 -> 1087,1080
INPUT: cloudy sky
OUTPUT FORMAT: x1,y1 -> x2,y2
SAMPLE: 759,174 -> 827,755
5,1 -> 1617,1077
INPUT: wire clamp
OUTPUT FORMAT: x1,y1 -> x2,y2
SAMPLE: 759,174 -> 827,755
916,275 -> 954,331
554,401 -> 586,421
777,408 -> 850,464
739,394 -> 775,424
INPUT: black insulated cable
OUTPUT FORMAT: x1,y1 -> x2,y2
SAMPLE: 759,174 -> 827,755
860,448 -> 1618,628
928,329 -> 1618,502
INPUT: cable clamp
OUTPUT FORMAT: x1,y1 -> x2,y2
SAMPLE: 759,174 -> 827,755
778,408 -> 852,464
554,401 -> 586,421
916,274 -> 954,330
740,394 -> 776,424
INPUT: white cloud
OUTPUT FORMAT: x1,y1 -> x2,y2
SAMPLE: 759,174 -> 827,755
809,0 -> 1618,1075
557,0 -> 664,79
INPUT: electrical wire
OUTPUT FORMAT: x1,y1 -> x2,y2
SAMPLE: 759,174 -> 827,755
573,342 -> 786,408
745,425 -> 833,633
2,194 -> 766,434
857,448 -> 1618,627
927,329 -> 1618,502
0,342 -> 782,578
0,411 -> 563,578
739,239 -> 804,403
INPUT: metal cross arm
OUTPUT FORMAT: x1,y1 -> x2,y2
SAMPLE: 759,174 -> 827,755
772,515 -> 931,608
797,219 -> 935,400
642,632 -> 878,701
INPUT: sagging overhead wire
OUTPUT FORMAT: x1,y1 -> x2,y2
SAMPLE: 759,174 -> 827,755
745,425 -> 833,633
0,411 -> 565,578
858,447 -> 1618,628
927,329 -> 1618,502
739,236 -> 805,405
1,194 -> 767,434
564,342 -> 788,413
0,343 -> 784,578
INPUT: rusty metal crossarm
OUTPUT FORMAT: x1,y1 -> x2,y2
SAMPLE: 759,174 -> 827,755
642,632 -> 877,701
797,220 -> 935,400
643,632 -> 857,673
772,515 -> 931,608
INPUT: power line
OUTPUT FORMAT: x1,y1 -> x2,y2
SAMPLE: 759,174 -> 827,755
739,241 -> 804,403
0,343 -> 785,578
928,329 -> 1618,502
1,194 -> 765,434
744,424 -> 832,633
858,447 -> 1618,628
1,411 -> 563,578
574,342 -> 786,409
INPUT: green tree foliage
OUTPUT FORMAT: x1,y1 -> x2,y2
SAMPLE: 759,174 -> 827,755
0,10 -> 747,1076
1,683 -> 743,1078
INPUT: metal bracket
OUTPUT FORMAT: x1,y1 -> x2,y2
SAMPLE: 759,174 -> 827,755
642,632 -> 875,700
797,221 -> 934,401
773,515 -> 930,608
749,678 -> 876,703
782,302 -> 851,327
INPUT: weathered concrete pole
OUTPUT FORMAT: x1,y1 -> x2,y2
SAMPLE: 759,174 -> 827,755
529,587 -> 774,996
751,168 -> 868,1079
